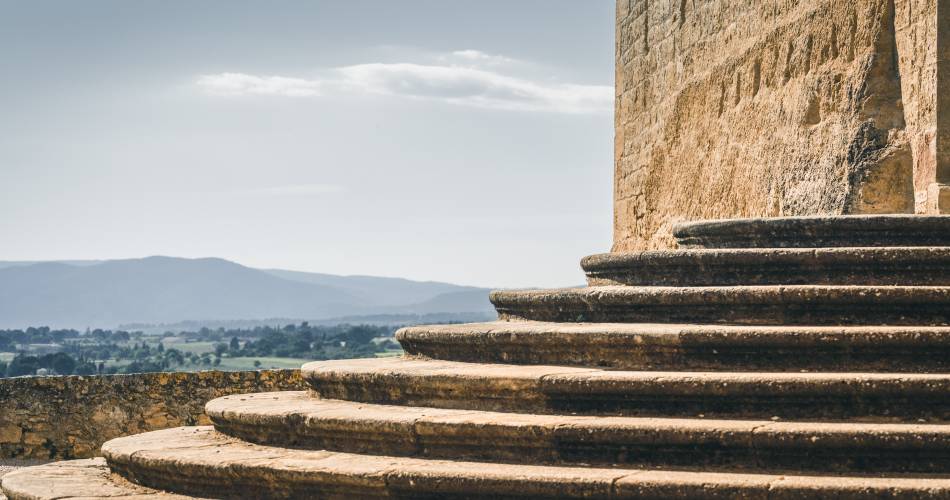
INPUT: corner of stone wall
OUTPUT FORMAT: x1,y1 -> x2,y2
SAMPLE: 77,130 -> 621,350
0,370 -> 306,460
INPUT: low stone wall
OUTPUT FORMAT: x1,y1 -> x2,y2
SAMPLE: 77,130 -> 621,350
0,370 -> 306,459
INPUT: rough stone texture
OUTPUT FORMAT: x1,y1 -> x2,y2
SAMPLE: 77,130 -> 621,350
491,285 -> 950,326
397,321 -> 950,372
671,214 -> 950,248
100,426 -> 621,499
582,246 -> 950,286
207,391 -> 950,473
303,357 -> 950,422
0,370 -> 305,460
0,458 -> 195,500
0,460 -> 47,481
614,0 -> 948,251
81,427 -> 950,499
10,455 -> 950,500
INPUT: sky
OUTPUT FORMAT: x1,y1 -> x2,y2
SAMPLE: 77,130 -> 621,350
0,1 -> 615,289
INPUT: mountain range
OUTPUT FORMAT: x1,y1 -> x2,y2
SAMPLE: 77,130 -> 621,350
0,257 -> 495,329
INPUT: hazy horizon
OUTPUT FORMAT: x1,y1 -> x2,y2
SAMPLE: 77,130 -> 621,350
0,255 -> 499,329
0,1 -> 614,288
0,254 -> 516,288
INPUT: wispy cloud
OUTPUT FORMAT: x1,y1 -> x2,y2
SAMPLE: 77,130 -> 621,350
442,49 -> 518,66
336,63 -> 610,113
196,73 -> 323,97
195,50 -> 612,114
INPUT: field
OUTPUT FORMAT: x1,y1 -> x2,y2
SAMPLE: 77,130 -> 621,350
212,357 -> 311,371
156,340 -> 216,355
1,325 -> 404,377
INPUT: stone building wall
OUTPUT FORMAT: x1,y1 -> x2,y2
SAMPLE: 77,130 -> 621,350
614,0 -> 947,251
0,370 -> 306,459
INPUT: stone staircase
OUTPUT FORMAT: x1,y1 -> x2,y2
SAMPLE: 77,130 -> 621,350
4,215 -> 950,499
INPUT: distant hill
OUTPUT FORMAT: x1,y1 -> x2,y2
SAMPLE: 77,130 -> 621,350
262,269 -> 478,306
0,257 -> 495,329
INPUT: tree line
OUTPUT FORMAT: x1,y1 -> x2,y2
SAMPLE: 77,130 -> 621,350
0,323 -> 399,377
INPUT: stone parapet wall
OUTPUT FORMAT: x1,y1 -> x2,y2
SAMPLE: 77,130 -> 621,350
0,370 -> 306,459
614,0 -> 945,251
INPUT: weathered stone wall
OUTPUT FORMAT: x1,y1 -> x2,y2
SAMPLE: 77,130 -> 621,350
614,0 -> 946,251
895,0 -> 939,211
0,370 -> 305,459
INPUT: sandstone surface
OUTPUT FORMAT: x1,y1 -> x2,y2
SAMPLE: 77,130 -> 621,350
614,1 -> 948,250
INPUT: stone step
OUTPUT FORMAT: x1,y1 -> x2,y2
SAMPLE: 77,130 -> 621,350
673,215 -> 950,249
207,391 -> 950,474
582,248 -> 950,286
9,432 -> 950,500
0,458 -> 195,499
301,357 -> 950,421
62,426 -> 948,499
490,286 -> 950,326
396,321 -> 950,372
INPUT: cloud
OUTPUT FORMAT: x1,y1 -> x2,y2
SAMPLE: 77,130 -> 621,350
196,73 -> 322,97
195,50 -> 612,114
444,49 -> 517,66
336,63 -> 611,114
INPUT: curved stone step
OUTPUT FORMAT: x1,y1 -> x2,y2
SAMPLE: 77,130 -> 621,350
582,248 -> 950,286
396,321 -> 950,372
0,458 -> 196,500
93,426 -> 950,499
301,357 -> 950,421
490,286 -> 950,326
673,215 -> 950,249
207,391 -> 950,474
